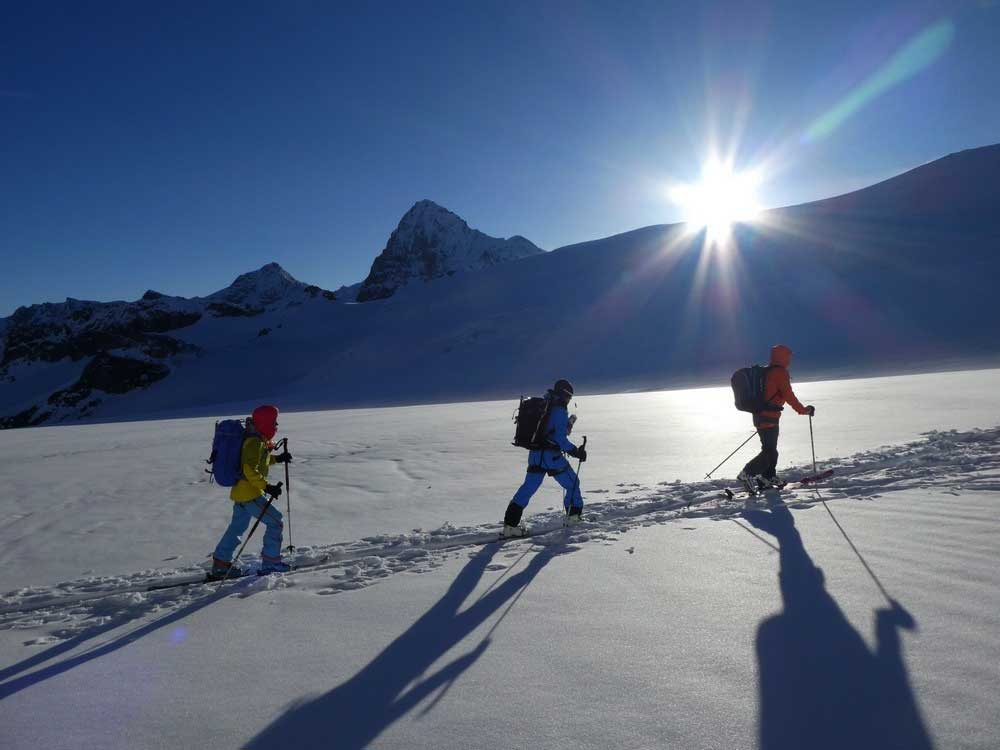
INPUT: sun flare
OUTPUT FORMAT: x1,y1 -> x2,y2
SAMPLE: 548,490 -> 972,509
670,160 -> 762,237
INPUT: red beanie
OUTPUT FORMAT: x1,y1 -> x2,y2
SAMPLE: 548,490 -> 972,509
251,405 -> 279,441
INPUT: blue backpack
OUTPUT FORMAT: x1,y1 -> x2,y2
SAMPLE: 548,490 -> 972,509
207,419 -> 247,487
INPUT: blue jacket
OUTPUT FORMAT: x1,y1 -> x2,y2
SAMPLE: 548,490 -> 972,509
528,402 -> 577,470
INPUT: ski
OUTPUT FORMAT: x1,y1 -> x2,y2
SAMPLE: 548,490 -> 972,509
798,469 -> 834,485
1,555 -> 334,614
497,516 -> 588,542
4,514 -> 603,616
723,469 -> 834,499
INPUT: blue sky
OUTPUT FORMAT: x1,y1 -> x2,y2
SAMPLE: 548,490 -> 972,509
2,0 -> 998,315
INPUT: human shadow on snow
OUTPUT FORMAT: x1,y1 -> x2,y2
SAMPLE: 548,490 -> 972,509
744,499 -> 934,750
245,541 -> 570,750
0,581 -> 257,700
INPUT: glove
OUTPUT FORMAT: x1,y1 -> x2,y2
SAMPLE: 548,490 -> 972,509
273,451 -> 293,464
805,405 -> 816,416
265,483 -> 283,498
568,447 -> 588,462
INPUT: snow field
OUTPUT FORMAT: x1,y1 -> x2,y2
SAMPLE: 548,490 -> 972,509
1,368 -> 998,590
1,368 -> 999,748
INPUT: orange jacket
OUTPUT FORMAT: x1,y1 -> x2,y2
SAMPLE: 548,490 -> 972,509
758,345 -> 808,428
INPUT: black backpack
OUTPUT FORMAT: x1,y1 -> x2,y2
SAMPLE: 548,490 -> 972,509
512,396 -> 553,449
731,365 -> 781,414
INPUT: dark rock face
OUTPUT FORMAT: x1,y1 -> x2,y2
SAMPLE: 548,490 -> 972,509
207,302 -> 260,318
1,354 -> 174,428
0,405 -> 49,429
356,200 -> 543,302
304,285 -> 337,301
2,307 -> 202,365
50,352 -> 169,402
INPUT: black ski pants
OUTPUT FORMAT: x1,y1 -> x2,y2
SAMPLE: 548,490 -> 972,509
744,425 -> 779,479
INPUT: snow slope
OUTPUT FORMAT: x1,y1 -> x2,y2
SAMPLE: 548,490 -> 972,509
4,145 -> 999,428
1,369 -> 999,749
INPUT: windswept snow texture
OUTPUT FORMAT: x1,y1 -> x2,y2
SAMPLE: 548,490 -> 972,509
1,369 -> 1000,749
356,199 -> 544,302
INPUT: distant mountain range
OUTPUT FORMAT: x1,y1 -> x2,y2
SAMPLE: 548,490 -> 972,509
0,201 -> 543,427
2,144 -> 999,427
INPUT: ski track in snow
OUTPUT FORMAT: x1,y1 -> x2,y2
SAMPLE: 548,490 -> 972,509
2,426 -> 997,644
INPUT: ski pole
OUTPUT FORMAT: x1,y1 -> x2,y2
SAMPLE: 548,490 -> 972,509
568,436 -> 587,514
705,431 -> 758,479
283,437 -> 294,553
809,415 -> 817,475
220,482 -> 282,585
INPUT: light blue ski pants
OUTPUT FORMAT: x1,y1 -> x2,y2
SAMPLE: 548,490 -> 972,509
512,453 -> 583,510
213,496 -> 284,563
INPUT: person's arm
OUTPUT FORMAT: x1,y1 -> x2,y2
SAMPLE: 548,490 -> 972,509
548,408 -> 578,453
776,369 -> 810,415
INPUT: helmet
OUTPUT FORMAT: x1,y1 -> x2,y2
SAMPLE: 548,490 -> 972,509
552,379 -> 575,403
251,405 -> 279,441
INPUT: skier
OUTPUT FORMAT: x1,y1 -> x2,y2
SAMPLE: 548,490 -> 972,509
211,404 -> 293,577
502,379 -> 587,537
737,345 -> 814,493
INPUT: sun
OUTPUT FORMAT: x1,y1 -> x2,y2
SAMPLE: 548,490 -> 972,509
670,159 -> 762,238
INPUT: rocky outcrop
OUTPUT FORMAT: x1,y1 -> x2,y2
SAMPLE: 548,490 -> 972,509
356,200 -> 543,302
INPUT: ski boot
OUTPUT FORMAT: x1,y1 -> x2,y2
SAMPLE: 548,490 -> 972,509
502,524 -> 528,539
501,501 -> 528,538
737,470 -> 758,496
758,475 -> 787,490
258,559 -> 292,575
564,505 -> 584,526
207,558 -> 247,581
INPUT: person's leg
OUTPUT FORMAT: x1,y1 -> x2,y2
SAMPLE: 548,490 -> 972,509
245,496 -> 285,562
552,466 -> 582,511
213,502 -> 254,564
761,425 -> 780,479
744,427 -> 774,477
505,468 -> 545,526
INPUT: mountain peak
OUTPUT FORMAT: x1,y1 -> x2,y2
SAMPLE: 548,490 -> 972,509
399,200 -> 468,230
356,202 -> 543,302
209,263 -> 316,310
229,262 -> 297,286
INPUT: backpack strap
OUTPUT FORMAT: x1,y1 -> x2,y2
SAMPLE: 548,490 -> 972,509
757,365 -> 783,413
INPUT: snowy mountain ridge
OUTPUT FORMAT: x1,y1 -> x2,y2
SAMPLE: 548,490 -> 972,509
355,200 -> 544,302
0,264 -> 337,427
2,144 -> 1000,428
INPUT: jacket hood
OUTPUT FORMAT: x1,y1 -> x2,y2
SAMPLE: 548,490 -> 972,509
770,344 -> 792,368
251,404 -> 279,441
